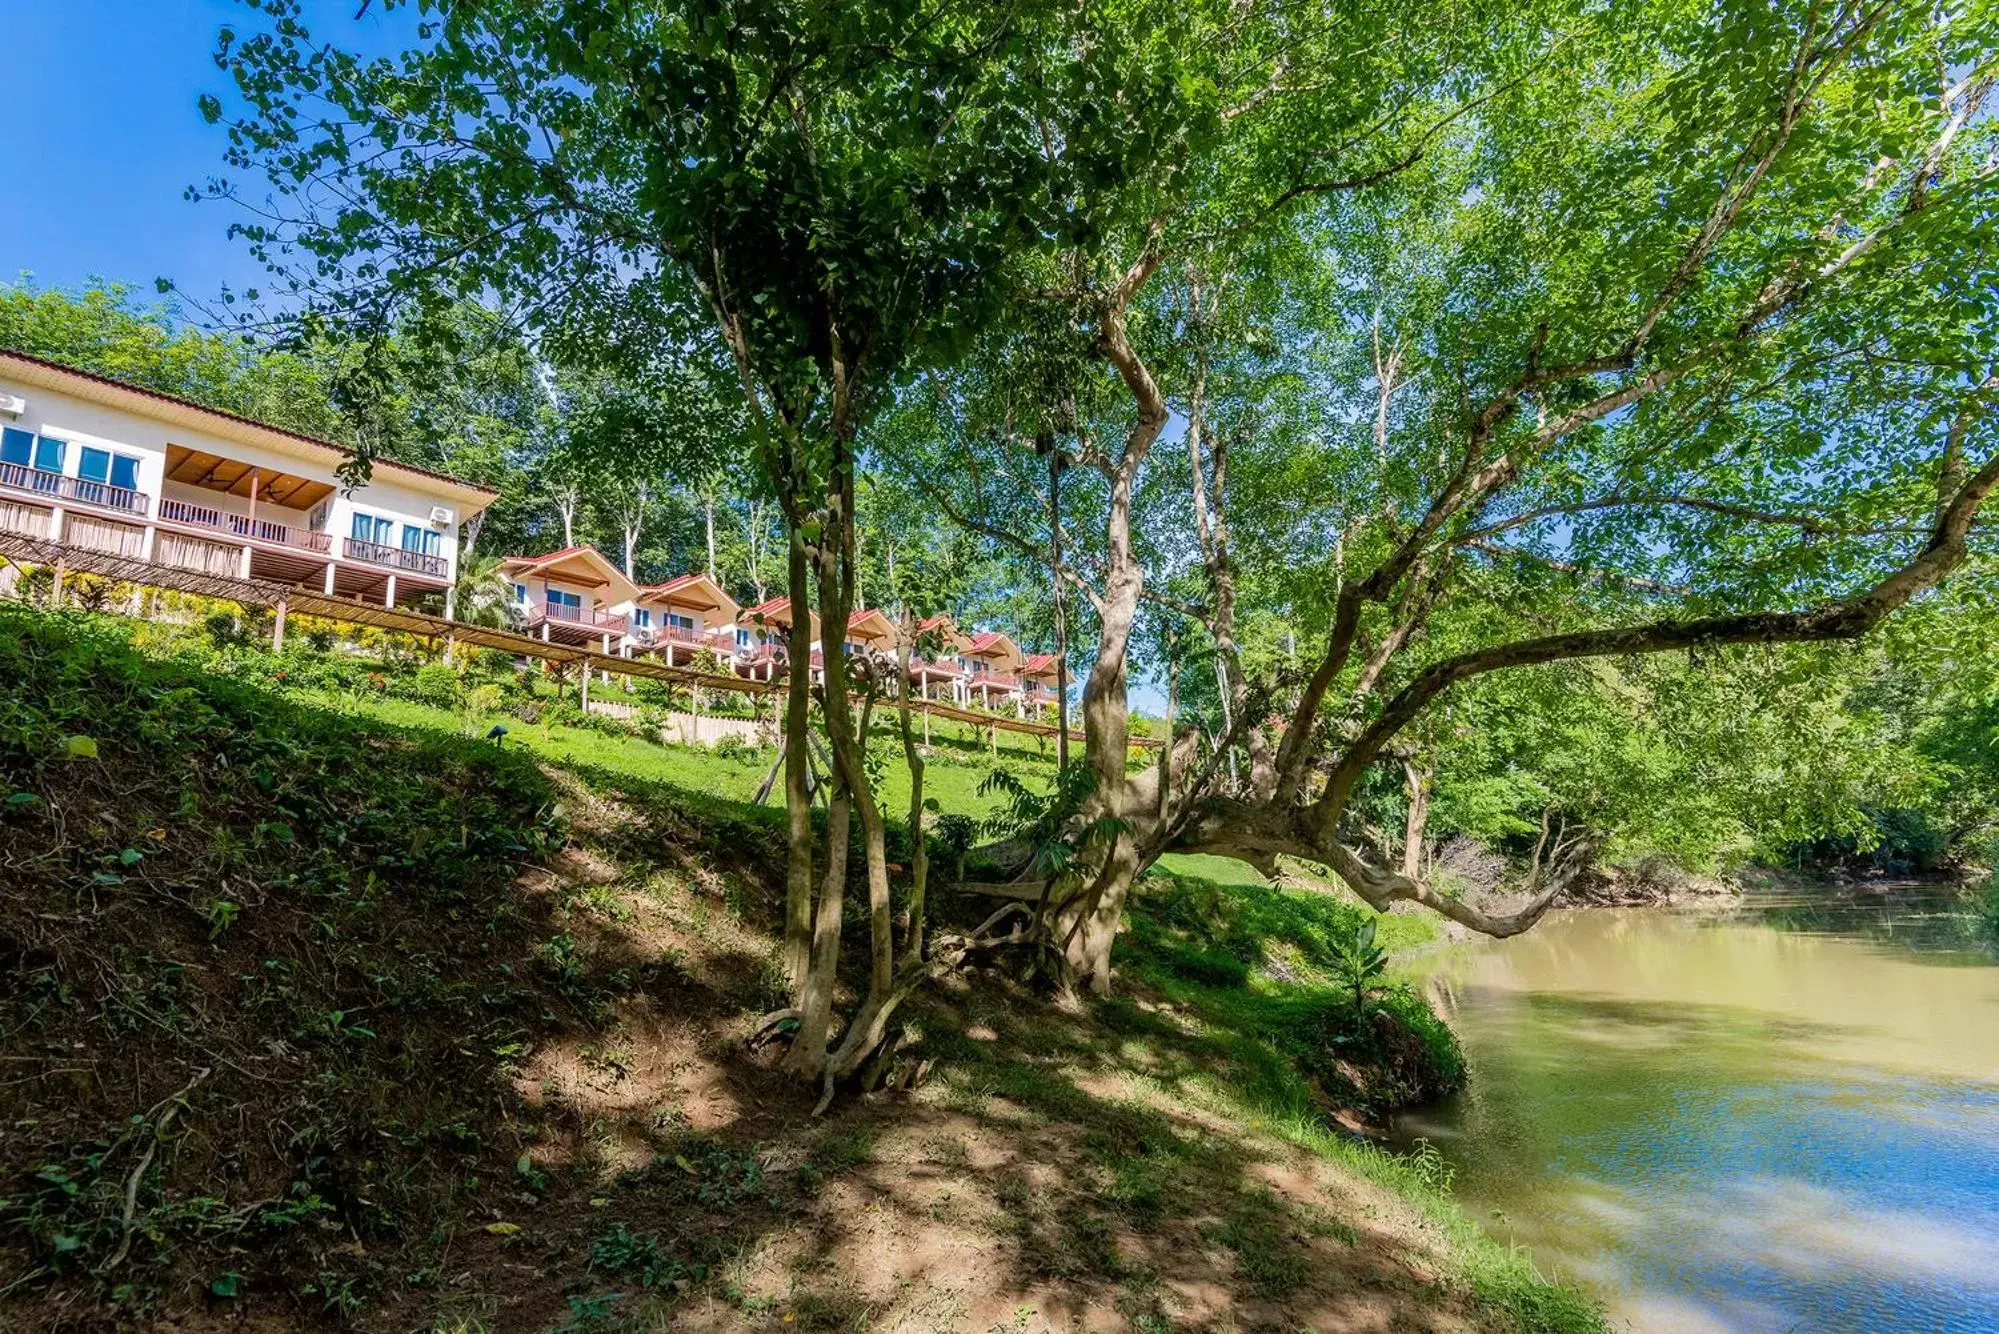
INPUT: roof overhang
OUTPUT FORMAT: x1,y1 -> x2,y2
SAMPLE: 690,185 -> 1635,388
501,548 -> 640,602
0,349 -> 500,516
641,573 -> 741,621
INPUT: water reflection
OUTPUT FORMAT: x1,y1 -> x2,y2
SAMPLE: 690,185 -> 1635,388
1394,890 -> 1999,1331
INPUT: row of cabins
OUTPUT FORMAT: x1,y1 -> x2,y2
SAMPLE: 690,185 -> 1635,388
496,545 -> 1065,714
0,349 -> 1065,717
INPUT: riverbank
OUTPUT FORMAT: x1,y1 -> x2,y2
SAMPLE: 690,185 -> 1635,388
0,606 -> 1600,1332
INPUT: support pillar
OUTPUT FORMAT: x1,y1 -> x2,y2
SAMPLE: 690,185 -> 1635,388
272,601 -> 288,652
140,525 -> 157,564
579,655 -> 590,709
383,574 -> 398,609
48,506 -> 66,544
239,544 -> 253,579
443,582 -> 457,622
322,562 -> 337,595
51,556 -> 66,604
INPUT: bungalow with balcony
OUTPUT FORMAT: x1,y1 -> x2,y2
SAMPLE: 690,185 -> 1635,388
0,349 -> 495,610
1021,653 -> 1064,715
619,572 -> 740,665
730,597 -> 819,681
909,614 -> 972,702
496,547 -> 638,652
961,631 -> 1026,711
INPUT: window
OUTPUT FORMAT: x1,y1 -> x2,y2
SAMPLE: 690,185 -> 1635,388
32,434 -> 64,475
78,447 -> 141,493
350,511 -> 393,544
548,588 -> 582,609
400,524 -> 441,557
736,628 -> 752,649
1,426 -> 31,468
632,608 -> 652,629
667,612 -> 695,630
512,583 -> 528,604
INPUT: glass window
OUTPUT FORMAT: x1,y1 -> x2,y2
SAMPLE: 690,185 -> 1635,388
512,583 -> 528,604
548,588 -> 581,608
400,524 -> 440,556
667,612 -> 694,630
350,512 -> 393,544
33,435 -> 64,474
736,628 -> 751,648
76,448 -> 140,494
0,426 -> 30,467
633,609 -> 652,628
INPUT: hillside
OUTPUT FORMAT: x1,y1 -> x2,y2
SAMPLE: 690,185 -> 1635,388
0,605 -> 1598,1332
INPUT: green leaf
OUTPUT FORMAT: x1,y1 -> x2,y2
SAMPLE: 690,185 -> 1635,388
60,735 -> 99,760
210,1272 -> 242,1298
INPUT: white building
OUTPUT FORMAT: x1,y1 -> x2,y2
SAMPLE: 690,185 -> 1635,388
0,349 -> 496,612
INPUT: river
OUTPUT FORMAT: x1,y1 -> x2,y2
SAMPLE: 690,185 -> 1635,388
1390,886 -> 1999,1332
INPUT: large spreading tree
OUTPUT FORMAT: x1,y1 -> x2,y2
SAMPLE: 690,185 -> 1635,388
209,0 -> 1997,1039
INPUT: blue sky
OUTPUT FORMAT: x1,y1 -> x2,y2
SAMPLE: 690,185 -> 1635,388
0,1 -> 412,301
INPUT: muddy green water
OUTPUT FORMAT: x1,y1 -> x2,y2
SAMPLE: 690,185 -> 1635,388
1390,887 -> 1999,1332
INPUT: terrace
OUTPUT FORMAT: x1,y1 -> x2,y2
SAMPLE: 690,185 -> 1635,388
0,461 -> 149,518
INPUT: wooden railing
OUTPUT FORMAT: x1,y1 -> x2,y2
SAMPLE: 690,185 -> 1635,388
969,672 -> 1021,690
344,536 -> 448,579
159,497 -> 332,552
534,600 -> 628,635
0,463 -> 148,517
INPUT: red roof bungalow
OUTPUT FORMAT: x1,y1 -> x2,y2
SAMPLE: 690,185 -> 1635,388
621,572 -> 741,665
963,630 -> 1025,708
497,547 -> 639,649
1021,652 -> 1063,713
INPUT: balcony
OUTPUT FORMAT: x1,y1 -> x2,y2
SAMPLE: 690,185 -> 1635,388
159,496 -> 332,553
643,622 -> 727,649
345,536 -> 448,580
968,672 -> 1021,691
528,600 -> 628,636
0,463 -> 149,518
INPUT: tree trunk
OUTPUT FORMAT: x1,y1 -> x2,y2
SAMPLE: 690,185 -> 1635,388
785,782 -> 848,1082
1401,759 -> 1431,880
781,530 -> 815,991
705,492 -> 718,582
897,613 -> 929,958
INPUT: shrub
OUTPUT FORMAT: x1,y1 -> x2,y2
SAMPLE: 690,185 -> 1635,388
202,608 -> 242,649
408,661 -> 466,709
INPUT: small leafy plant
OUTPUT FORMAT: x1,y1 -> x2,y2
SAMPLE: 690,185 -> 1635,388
1330,919 -> 1388,1018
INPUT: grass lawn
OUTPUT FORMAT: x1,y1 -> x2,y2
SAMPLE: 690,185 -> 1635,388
304,689 -> 1062,822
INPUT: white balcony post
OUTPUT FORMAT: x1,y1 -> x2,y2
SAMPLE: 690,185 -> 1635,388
47,505 -> 65,544
443,583 -> 457,622
272,601 -> 288,652
238,544 -> 253,579
140,525 -> 157,563
322,563 -> 337,595
384,574 -> 398,608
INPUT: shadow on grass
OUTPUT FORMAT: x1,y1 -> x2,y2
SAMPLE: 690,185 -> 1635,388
0,605 -> 1596,1333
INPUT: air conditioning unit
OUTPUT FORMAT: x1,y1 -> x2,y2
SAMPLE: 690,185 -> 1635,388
427,506 -> 453,526
0,393 -> 25,418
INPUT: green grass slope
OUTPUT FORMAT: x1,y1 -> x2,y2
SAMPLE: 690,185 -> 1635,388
0,604 -> 1598,1332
